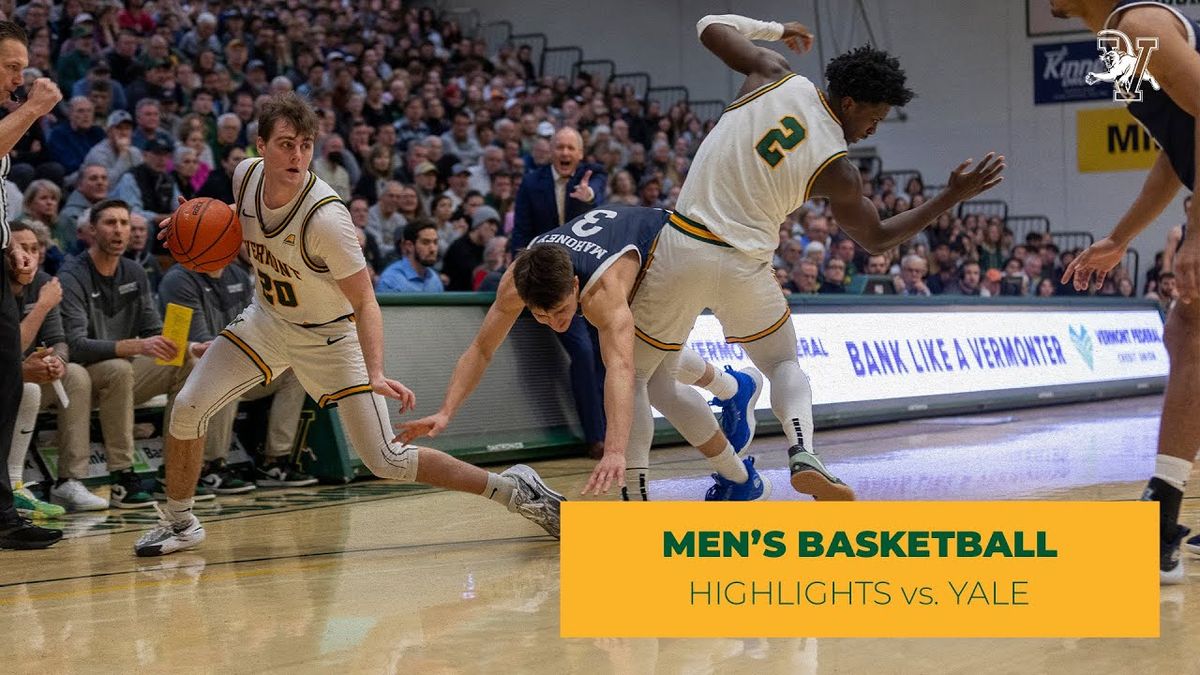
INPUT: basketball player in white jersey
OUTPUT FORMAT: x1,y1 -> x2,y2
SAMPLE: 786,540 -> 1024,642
626,15 -> 1006,500
135,93 -> 562,556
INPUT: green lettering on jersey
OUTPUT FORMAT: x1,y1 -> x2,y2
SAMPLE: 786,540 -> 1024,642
755,116 -> 807,168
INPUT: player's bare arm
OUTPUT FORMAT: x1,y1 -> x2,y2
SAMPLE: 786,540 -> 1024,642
815,154 -> 1005,254
578,253 -> 640,495
1064,152 -> 1181,290
697,15 -> 810,97
396,270 -> 525,443
337,266 -> 416,412
1066,8 -> 1200,292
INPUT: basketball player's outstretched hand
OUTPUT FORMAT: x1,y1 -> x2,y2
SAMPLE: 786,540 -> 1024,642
395,412 -> 449,444
156,195 -> 189,243
372,377 -> 416,413
582,453 -> 625,496
1061,236 -> 1125,291
945,152 -> 1006,201
781,22 -> 814,54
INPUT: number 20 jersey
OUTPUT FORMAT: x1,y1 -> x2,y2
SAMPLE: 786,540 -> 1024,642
674,73 -> 848,263
232,158 -> 366,325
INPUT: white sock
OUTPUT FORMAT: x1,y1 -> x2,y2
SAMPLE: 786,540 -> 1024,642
708,445 -> 748,483
1154,455 -> 1192,491
483,472 -> 517,508
706,370 -> 739,401
166,497 -> 194,523
623,468 -> 649,501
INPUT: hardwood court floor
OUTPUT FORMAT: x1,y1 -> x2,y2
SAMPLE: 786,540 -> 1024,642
2,396 -> 1198,674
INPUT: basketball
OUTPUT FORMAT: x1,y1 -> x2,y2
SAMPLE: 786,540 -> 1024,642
166,198 -> 242,273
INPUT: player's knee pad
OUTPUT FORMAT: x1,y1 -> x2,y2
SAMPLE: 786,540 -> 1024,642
168,387 -> 209,441
673,348 -> 707,385
359,440 -> 419,482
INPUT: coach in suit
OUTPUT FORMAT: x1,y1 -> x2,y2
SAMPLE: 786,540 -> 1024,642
511,126 -> 609,459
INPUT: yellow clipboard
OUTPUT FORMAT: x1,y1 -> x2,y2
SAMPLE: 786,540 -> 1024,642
157,302 -> 193,367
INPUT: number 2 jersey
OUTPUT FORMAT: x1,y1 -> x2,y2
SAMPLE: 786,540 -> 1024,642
530,206 -> 669,296
673,73 -> 848,263
232,158 -> 366,325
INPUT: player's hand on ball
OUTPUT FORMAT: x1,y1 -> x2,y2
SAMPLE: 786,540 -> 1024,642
156,195 -> 189,243
781,22 -> 814,54
945,152 -> 1005,201
395,412 -> 449,444
1062,236 -> 1125,291
372,377 -> 416,412
582,452 -> 626,496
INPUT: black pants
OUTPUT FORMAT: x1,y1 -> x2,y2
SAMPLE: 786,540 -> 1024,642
555,315 -> 607,444
0,253 -> 21,522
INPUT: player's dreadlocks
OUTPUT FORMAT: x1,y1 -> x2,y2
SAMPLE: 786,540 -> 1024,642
825,45 -> 915,107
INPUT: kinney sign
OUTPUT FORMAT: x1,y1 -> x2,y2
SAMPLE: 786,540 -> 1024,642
1034,40 -> 1114,104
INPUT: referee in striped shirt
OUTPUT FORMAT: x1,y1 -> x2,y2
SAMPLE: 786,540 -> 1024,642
0,20 -> 62,549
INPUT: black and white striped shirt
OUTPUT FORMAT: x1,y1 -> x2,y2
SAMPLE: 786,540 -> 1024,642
0,153 -> 9,251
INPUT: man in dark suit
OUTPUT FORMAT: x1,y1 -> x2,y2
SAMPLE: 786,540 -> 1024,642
511,126 -> 609,458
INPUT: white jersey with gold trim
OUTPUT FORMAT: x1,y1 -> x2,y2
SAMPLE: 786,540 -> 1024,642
674,73 -> 848,262
232,158 -> 366,325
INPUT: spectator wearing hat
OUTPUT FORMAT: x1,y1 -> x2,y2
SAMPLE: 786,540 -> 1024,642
179,12 -> 220,60
442,162 -> 471,211
125,57 -> 174,108
111,138 -> 180,242
413,161 -> 440,215
441,110 -> 483,166
443,206 -> 499,291
376,220 -> 445,294
243,59 -> 269,97
47,96 -> 105,178
55,24 -> 96,95
82,109 -> 144,184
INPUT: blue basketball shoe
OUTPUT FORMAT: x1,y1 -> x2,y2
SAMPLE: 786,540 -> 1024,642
705,456 -> 771,501
713,366 -> 762,456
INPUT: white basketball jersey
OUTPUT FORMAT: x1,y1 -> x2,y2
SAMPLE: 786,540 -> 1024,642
233,158 -> 366,325
674,73 -> 848,262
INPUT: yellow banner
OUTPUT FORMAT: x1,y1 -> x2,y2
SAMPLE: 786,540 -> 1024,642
157,302 -> 193,367
1077,107 -> 1160,173
560,501 -> 1157,638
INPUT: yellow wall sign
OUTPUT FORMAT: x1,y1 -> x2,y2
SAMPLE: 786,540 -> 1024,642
560,501 -> 1157,638
1077,107 -> 1160,173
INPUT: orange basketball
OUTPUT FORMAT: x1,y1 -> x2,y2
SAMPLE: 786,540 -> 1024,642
166,198 -> 243,273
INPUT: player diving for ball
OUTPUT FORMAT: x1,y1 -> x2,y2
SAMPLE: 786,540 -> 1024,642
399,204 -> 771,501
135,92 -> 564,556
622,14 -> 1005,501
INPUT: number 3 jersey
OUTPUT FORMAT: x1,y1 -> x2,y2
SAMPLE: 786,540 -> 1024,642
530,206 -> 669,297
674,73 -> 848,263
232,158 -> 366,325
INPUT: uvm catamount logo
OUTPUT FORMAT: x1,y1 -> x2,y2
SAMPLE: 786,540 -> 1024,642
1085,29 -> 1159,102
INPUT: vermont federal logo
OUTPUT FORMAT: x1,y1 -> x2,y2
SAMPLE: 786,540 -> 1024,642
1068,325 -> 1095,370
1085,29 -> 1159,102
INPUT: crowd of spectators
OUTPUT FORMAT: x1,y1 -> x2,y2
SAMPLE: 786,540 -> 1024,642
769,171 -> 1175,312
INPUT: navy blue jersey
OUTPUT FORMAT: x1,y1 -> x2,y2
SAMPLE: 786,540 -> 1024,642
1108,1 -> 1200,187
530,205 -> 669,296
